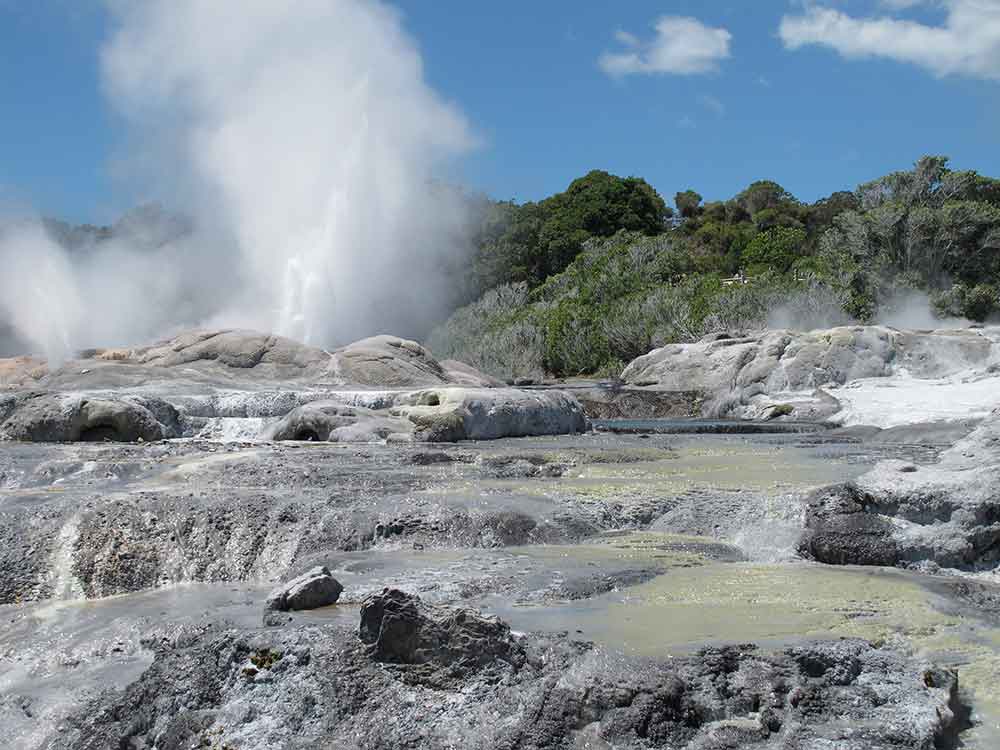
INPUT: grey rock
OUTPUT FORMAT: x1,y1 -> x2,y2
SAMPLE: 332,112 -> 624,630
330,335 -> 455,387
0,392 -> 179,442
52,600 -> 964,750
622,325 -> 998,422
266,566 -> 343,612
801,408 -> 1000,571
358,588 -> 525,676
266,387 -> 589,443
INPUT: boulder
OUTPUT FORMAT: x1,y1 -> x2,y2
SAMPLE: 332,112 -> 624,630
358,588 -> 524,673
801,408 -> 1000,571
0,392 -> 179,442
265,387 -> 589,443
330,335 -> 452,387
265,566 -> 343,611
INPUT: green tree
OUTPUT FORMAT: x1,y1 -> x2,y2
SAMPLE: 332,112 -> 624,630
743,227 -> 808,274
675,190 -> 703,219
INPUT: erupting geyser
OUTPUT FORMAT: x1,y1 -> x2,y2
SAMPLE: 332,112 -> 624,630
0,0 -> 475,360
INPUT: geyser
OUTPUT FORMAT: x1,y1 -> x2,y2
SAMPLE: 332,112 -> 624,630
0,0 -> 474,362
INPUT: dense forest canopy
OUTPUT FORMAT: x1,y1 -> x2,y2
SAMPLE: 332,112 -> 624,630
432,156 -> 1000,379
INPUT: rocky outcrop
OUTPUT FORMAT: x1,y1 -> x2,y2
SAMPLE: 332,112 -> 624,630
266,387 -> 589,443
2,329 -> 500,395
265,566 -> 343,612
801,408 -> 1000,571
331,335 -> 498,388
0,392 -> 181,442
52,599 -> 964,750
621,325 -> 1000,423
359,588 -> 525,676
0,330 -> 563,444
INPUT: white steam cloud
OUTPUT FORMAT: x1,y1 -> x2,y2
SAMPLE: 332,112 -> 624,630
0,0 -> 475,362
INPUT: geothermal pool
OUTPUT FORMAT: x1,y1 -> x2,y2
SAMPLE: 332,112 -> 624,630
1,430 -> 997,747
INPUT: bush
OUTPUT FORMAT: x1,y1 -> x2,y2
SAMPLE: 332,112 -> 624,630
964,284 -> 997,322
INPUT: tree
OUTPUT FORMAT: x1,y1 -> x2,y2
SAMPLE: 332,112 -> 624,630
735,180 -> 796,216
743,227 -> 807,275
675,190 -> 703,219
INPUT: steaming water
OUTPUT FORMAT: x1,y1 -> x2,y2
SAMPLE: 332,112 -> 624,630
0,0 -> 476,361
3,433 -> 999,747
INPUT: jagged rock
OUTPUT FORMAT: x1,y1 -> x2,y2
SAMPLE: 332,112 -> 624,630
265,566 -> 343,612
0,392 -> 180,442
801,408 -> 1000,571
51,602 -> 964,750
358,588 -> 524,674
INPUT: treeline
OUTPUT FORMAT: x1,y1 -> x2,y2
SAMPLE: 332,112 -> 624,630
429,157 -> 1000,379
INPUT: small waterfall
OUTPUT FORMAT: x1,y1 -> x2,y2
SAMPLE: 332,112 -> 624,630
48,515 -> 84,601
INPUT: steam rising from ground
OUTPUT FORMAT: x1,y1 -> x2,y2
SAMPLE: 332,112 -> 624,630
0,0 -> 474,362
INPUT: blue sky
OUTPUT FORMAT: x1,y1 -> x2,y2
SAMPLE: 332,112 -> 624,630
1,1 -> 998,223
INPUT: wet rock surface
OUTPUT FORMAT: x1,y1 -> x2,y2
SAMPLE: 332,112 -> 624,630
0,330 -> 588,445
802,409 -> 1000,571
50,595 -> 964,750
2,329 -> 999,749
265,565 -> 343,612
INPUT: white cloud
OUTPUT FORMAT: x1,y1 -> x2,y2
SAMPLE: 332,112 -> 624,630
779,0 -> 1000,81
699,94 -> 726,115
599,16 -> 732,76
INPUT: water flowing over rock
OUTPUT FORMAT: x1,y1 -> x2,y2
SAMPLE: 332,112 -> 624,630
802,407 -> 1000,571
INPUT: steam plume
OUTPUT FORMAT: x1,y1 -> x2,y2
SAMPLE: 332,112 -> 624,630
0,0 -> 474,362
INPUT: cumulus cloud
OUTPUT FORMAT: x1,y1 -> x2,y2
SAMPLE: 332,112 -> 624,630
779,0 -> 1000,81
599,16 -> 732,76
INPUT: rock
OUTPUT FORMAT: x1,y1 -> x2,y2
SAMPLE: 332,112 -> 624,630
53,602 -> 965,750
621,325 -> 1000,423
266,387 -> 589,443
573,385 -> 704,420
135,329 -> 330,373
0,392 -> 179,442
330,335 -> 452,387
265,566 -> 343,612
801,408 -> 1000,571
800,485 -> 899,566
358,588 -> 524,674
6,329 -> 505,395
439,359 -> 504,388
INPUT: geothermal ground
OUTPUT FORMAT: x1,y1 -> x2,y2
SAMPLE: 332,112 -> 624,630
2,327 -> 1000,748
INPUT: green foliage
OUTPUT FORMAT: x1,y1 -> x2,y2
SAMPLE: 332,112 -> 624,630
675,190 -> 703,219
743,227 -> 807,274
470,170 -> 670,293
932,283 -> 998,322
433,156 -> 1000,378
